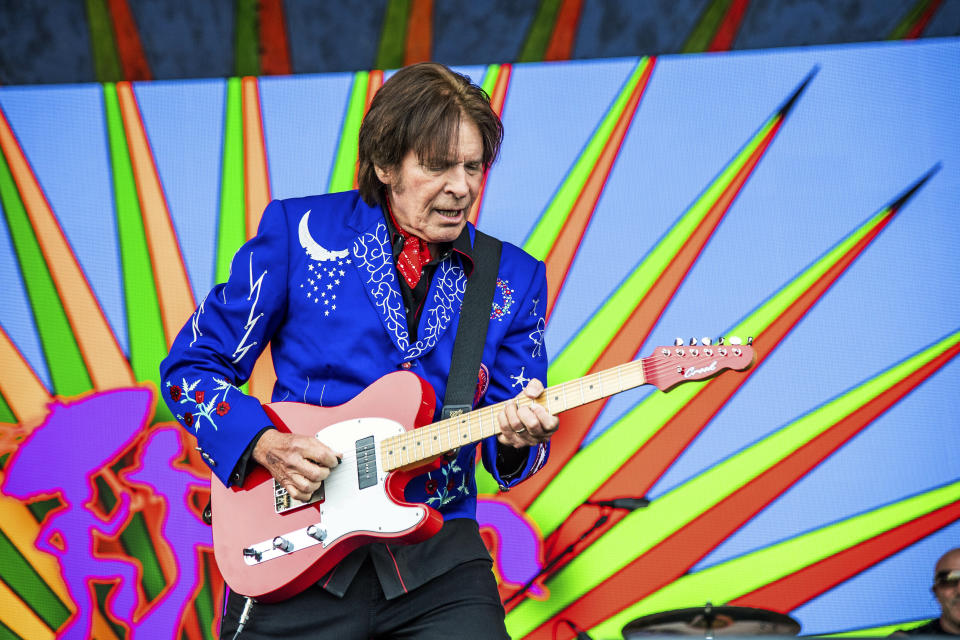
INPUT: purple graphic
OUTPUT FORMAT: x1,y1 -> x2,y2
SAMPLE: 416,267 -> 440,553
121,425 -> 213,638
2,388 -> 213,638
3,389 -> 152,638
477,496 -> 547,598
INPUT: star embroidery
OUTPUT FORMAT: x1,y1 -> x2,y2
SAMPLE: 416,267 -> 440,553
327,284 -> 333,290
510,367 -> 530,389
308,264 -> 314,271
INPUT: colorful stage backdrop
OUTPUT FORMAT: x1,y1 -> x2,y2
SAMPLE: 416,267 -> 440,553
1,37 -> 958,640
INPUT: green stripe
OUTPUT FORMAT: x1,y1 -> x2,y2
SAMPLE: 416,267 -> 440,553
101,84 -> 171,421
26,498 -> 62,524
194,554 -> 216,639
590,481 -> 960,638
216,78 -> 247,284
0,393 -> 14,423
507,331 -> 960,637
517,0 -> 563,63
119,512 -> 167,602
0,452 -> 8,472
889,0 -> 933,39
0,619 -> 24,640
0,528 -> 71,630
328,72 -> 371,194
234,0 -> 260,76
376,0 -> 411,70
85,0 -> 124,82
92,581 -> 128,638
480,64 -> 500,98
0,130 -> 92,397
522,58 -> 649,261
682,0 -> 734,53
547,115 -> 774,385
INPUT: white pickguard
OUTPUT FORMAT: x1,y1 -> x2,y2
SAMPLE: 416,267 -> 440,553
244,417 -> 426,564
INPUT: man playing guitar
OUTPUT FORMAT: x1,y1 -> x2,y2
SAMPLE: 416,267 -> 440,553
161,62 -> 559,639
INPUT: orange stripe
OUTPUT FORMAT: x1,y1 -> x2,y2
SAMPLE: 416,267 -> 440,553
404,0 -> 433,65
0,325 -> 50,423
469,64 -> 512,227
241,77 -> 277,403
0,108 -> 134,390
116,82 -> 196,349
353,70 -> 385,191
544,0 -> 584,61
365,70 -> 385,112
258,0 -> 292,75
105,0 -> 152,80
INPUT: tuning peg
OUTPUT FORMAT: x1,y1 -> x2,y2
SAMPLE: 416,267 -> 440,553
675,337 -> 684,346
702,337 -> 712,346
718,336 -> 725,345
689,337 -> 698,346
747,336 -> 754,345
729,336 -> 742,345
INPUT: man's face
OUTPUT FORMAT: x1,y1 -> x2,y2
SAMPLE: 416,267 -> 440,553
376,116 -> 484,246
934,550 -> 960,634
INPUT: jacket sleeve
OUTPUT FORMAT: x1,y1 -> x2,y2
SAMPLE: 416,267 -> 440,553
159,200 -> 290,487
479,258 -> 550,490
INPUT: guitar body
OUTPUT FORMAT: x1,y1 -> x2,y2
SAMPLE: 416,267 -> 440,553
210,371 -> 443,602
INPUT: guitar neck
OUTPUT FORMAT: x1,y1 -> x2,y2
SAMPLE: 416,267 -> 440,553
380,360 -> 648,471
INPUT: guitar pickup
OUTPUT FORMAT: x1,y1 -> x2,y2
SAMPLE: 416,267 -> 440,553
355,436 -> 377,490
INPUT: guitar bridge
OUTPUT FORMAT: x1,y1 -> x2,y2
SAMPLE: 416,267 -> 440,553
275,480 -> 325,514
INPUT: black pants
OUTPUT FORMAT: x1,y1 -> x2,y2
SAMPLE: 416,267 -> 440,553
220,558 -> 510,639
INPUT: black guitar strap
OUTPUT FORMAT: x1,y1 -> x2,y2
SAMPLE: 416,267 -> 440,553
441,230 -> 502,420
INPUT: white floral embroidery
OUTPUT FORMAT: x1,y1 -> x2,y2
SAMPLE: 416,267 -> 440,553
406,261 -> 466,359
353,223 -> 409,350
168,378 -> 222,432
425,459 -> 470,507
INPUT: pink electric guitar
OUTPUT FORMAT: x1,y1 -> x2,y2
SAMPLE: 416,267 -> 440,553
211,338 -> 755,601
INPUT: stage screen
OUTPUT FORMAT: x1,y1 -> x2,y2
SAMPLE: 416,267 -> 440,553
0,37 -> 958,639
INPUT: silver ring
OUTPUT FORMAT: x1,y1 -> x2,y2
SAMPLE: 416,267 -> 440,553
513,427 -> 527,434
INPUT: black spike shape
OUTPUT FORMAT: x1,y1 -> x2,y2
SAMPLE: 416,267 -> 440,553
887,163 -> 942,212
777,66 -> 819,118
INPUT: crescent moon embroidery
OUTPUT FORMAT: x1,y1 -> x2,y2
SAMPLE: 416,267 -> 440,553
299,210 -> 349,261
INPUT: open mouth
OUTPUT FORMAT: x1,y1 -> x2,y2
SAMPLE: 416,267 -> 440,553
434,208 -> 463,219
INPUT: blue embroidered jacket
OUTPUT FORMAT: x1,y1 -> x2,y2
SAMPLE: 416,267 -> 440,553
159,191 -> 549,522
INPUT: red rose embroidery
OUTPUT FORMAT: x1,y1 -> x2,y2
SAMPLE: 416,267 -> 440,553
195,390 -> 205,404
446,479 -> 455,491
183,412 -> 194,427
169,385 -> 182,402
425,479 -> 438,494
216,401 -> 230,416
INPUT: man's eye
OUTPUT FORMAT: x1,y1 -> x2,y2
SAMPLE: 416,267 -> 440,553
465,163 -> 482,173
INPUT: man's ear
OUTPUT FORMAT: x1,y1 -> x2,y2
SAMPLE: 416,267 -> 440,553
374,164 -> 393,186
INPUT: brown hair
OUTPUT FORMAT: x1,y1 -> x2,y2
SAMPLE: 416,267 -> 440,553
357,62 -> 503,206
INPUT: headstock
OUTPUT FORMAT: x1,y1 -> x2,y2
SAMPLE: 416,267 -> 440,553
643,336 -> 755,391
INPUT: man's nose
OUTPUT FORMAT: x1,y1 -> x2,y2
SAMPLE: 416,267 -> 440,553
445,166 -> 469,198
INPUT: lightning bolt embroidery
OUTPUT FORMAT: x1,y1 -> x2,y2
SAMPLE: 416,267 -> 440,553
232,252 -> 267,363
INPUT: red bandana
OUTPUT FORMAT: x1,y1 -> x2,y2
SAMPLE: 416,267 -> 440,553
386,202 -> 431,289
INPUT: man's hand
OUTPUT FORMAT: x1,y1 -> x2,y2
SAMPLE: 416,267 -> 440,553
496,378 -> 559,448
253,430 -> 341,501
